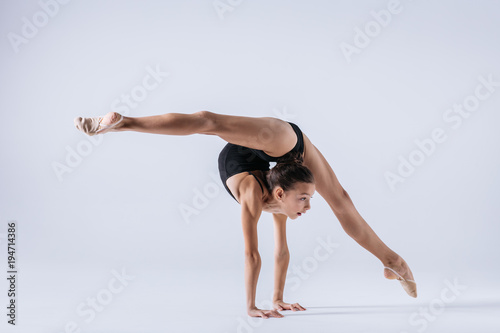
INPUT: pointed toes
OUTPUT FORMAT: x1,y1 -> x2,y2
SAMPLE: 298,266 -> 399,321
73,116 -> 100,136
74,117 -> 83,129
401,281 -> 418,298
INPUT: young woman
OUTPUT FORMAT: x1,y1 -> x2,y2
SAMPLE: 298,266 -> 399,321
74,111 -> 417,319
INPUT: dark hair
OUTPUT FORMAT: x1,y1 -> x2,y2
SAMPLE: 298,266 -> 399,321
265,150 -> 315,192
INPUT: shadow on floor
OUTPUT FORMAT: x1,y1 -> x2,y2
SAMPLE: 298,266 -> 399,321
285,301 -> 500,316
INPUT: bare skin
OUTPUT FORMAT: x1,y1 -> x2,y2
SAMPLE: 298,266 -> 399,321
96,110 -> 417,317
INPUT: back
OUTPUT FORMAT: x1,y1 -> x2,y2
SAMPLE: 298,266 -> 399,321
218,143 -> 270,202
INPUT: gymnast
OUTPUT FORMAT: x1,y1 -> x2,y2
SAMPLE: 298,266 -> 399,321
74,111 -> 417,319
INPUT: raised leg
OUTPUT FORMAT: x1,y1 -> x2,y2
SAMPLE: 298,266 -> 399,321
107,111 -> 297,157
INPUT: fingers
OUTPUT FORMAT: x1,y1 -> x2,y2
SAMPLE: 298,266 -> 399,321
250,303 -> 307,319
249,309 -> 282,319
275,304 -> 284,311
286,303 -> 306,311
292,303 -> 306,311
272,302 -> 307,313
260,310 -> 284,318
267,310 -> 284,318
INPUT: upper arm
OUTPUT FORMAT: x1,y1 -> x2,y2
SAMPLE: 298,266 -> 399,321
273,213 -> 289,256
240,180 -> 263,257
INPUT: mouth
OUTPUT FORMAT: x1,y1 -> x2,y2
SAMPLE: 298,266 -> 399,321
297,212 -> 304,216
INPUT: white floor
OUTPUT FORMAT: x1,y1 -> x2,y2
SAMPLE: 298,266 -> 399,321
4,265 -> 500,333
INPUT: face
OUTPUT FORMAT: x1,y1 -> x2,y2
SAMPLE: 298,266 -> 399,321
274,182 -> 315,220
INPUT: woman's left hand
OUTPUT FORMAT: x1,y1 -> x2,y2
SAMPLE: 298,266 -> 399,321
273,300 -> 306,312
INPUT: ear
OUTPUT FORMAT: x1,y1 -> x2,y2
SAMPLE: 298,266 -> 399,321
275,187 -> 285,201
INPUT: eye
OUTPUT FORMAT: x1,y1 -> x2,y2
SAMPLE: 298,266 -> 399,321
301,197 -> 306,201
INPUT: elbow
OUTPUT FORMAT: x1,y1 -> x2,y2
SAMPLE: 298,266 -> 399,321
244,251 -> 261,263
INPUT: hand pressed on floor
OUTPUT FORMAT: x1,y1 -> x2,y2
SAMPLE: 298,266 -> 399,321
247,307 -> 284,319
273,300 -> 306,312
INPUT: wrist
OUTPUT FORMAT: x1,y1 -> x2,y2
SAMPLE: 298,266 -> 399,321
247,302 -> 257,309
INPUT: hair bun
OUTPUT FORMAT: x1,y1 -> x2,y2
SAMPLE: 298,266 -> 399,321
266,150 -> 314,193
277,151 -> 304,165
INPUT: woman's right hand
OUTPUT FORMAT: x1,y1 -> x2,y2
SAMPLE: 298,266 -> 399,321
247,307 -> 284,319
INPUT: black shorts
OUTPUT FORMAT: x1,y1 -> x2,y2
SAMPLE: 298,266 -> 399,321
217,122 -> 304,203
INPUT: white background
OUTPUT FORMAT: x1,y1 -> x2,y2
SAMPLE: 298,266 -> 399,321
1,0 -> 499,332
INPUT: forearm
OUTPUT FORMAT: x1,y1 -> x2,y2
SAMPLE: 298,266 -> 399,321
244,253 -> 262,310
272,252 -> 290,302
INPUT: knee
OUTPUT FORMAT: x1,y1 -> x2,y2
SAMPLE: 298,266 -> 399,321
325,189 -> 351,214
196,110 -> 216,135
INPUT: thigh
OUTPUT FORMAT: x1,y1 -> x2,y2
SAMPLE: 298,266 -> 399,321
204,111 -> 297,157
302,133 -> 346,207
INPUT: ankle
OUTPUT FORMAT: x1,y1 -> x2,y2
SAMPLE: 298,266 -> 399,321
381,252 -> 402,267
117,117 -> 130,131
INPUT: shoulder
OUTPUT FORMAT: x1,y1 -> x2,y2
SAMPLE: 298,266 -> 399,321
239,175 -> 264,211
239,175 -> 263,198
